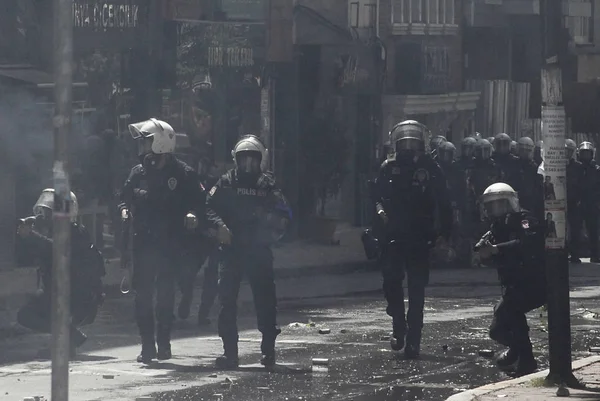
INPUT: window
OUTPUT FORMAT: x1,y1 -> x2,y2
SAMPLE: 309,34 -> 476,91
395,0 -> 455,24
565,16 -> 592,44
349,0 -> 377,28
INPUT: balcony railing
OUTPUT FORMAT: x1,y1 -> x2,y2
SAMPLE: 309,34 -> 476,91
391,0 -> 458,35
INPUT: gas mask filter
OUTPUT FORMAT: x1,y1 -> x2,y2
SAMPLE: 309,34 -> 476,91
236,151 -> 262,175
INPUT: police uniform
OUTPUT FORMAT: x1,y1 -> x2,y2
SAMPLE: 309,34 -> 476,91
375,120 -> 452,358
576,143 -> 600,262
566,141 -> 583,262
119,119 -> 205,363
476,184 -> 546,377
206,135 -> 291,369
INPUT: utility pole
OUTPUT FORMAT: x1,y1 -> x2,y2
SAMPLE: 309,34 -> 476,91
52,0 -> 73,399
539,0 -> 579,387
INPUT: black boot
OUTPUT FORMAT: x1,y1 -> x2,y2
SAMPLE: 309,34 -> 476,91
390,317 -> 406,351
156,327 -> 172,361
260,328 -> 281,368
496,348 -> 519,370
215,340 -> 239,370
178,294 -> 192,320
197,306 -> 211,326
404,328 -> 421,359
69,328 -> 88,358
512,345 -> 538,377
137,339 -> 157,364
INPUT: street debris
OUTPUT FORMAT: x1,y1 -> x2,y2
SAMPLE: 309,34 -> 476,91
208,373 -> 218,378
380,335 -> 390,341
102,374 -> 115,379
319,328 -> 331,334
135,398 -> 155,401
340,329 -> 348,333
478,349 -> 495,358
442,345 -> 448,351
589,347 -> 600,353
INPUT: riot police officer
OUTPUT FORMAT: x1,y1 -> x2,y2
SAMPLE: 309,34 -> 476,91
513,137 -> 544,220
119,118 -> 205,363
16,189 -> 105,359
472,139 -> 500,199
374,120 -> 452,358
206,134 -> 292,369
492,133 -> 518,187
566,139 -> 583,263
510,141 -> 518,157
576,141 -> 600,262
475,183 -> 546,376
455,137 -> 478,267
430,135 -> 447,161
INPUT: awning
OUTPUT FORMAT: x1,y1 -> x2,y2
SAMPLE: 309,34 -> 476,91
0,65 -> 88,88
383,91 -> 481,116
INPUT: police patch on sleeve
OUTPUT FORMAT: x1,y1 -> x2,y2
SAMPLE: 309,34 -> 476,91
209,186 -> 217,196
521,220 -> 529,229
168,177 -> 177,190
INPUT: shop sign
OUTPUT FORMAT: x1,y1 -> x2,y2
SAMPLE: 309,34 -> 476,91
73,0 -> 140,31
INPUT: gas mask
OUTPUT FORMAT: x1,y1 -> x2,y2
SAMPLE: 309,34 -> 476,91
580,149 -> 594,164
142,153 -> 166,170
395,139 -> 423,162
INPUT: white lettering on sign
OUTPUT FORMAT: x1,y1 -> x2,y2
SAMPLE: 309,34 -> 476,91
73,1 -> 139,30
208,47 -> 254,67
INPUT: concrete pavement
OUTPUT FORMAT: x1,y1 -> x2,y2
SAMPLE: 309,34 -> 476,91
446,356 -> 600,400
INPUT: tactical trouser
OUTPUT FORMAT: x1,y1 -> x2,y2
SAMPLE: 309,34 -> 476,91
489,283 -> 546,359
133,240 -> 180,349
567,204 -> 581,259
573,206 -> 599,259
17,292 -> 88,348
218,245 -> 279,353
199,247 -> 220,318
382,242 -> 430,347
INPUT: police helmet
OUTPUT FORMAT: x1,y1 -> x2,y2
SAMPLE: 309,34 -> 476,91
566,139 -> 577,160
232,134 -> 269,174
475,139 -> 493,160
517,137 -> 534,160
33,188 -> 79,223
430,135 -> 448,152
480,183 -> 520,219
389,120 -> 430,155
579,141 -> 595,163
494,133 -> 512,155
510,141 -> 517,155
438,141 -> 456,163
461,136 -> 477,158
129,118 -> 177,156
472,132 -> 482,140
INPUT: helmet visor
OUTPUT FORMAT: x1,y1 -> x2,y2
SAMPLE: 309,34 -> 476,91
580,149 -> 594,162
138,136 -> 154,157
482,199 -> 512,219
495,140 -> 511,154
476,146 -> 492,160
517,146 -> 533,160
395,138 -> 424,152
439,149 -> 454,163
462,144 -> 474,158
236,151 -> 262,174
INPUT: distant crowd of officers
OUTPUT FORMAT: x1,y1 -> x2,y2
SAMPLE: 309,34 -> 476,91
365,119 -> 600,378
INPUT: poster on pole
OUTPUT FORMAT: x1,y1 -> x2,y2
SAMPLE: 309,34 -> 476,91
541,105 -> 567,249
543,209 -> 566,249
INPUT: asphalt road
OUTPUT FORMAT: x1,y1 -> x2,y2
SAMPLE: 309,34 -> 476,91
2,276 -> 600,401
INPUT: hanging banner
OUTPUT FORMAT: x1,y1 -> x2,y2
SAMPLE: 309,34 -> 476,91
541,105 -> 567,249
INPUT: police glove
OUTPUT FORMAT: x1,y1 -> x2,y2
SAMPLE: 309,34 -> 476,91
217,225 -> 233,245
184,212 -> 199,230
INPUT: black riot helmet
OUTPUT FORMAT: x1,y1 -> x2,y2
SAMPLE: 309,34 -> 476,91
566,139 -> 577,160
487,136 -> 495,146
494,133 -> 512,155
430,135 -> 447,153
517,137 -> 534,161
461,136 -> 477,159
475,139 -> 493,161
472,132 -> 482,140
438,141 -> 456,164
389,120 -> 430,161
579,141 -> 595,163
510,141 -> 517,156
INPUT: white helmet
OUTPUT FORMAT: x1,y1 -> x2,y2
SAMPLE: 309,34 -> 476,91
128,118 -> 176,155
231,135 -> 269,173
33,188 -> 79,223
480,183 -> 520,219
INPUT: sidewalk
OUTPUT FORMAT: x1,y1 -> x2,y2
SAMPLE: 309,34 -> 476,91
447,356 -> 600,400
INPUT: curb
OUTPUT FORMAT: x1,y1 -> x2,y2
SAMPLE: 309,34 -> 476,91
446,356 -> 600,401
